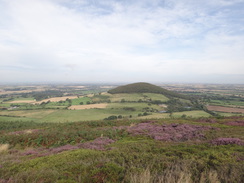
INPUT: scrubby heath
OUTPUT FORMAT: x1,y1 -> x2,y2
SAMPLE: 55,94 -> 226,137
0,116 -> 244,183
0,84 -> 244,182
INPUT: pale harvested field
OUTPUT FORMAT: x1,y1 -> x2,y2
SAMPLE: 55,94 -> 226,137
207,105 -> 244,113
0,89 -> 45,95
69,103 -> 108,110
35,96 -> 78,104
7,100 -> 36,104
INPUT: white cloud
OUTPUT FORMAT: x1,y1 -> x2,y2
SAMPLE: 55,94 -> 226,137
0,0 -> 244,83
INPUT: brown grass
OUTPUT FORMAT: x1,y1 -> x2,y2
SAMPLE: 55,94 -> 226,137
207,105 -> 244,113
0,144 -> 9,153
68,103 -> 108,110
7,100 -> 36,104
0,89 -> 45,95
34,96 -> 78,104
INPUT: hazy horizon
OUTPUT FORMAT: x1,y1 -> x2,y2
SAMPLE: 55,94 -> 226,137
1,0 -> 244,84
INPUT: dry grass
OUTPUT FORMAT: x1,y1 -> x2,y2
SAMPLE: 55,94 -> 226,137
0,144 -> 9,153
200,170 -> 220,183
207,105 -> 244,113
68,103 -> 108,110
129,162 -> 193,183
0,89 -> 45,95
34,96 -> 78,104
130,168 -> 151,183
7,100 -> 36,104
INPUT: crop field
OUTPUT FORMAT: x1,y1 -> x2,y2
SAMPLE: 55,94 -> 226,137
69,103 -> 108,110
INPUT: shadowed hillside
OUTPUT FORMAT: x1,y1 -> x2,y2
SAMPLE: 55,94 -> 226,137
108,82 -> 188,99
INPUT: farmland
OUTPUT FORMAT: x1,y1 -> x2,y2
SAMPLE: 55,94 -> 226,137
0,83 -> 244,182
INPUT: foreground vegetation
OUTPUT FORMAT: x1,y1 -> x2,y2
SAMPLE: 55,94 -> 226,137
0,116 -> 244,183
0,83 -> 244,182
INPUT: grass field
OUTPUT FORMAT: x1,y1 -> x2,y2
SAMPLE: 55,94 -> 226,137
71,97 -> 91,105
210,99 -> 244,107
142,93 -> 169,102
108,93 -> 145,102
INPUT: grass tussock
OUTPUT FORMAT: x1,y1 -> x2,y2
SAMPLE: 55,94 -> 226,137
0,144 -> 9,153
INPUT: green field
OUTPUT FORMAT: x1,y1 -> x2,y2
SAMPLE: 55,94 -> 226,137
210,99 -> 244,107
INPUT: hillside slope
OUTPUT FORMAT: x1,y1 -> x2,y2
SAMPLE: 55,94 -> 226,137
108,82 -> 188,99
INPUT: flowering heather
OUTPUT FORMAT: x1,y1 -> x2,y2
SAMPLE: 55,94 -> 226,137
78,137 -> 115,150
225,120 -> 244,126
21,149 -> 39,156
211,138 -> 243,146
198,118 -> 216,123
49,144 -> 79,153
19,137 -> 115,158
127,122 -> 216,142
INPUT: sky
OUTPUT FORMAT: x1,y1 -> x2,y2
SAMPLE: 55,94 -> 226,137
0,0 -> 244,84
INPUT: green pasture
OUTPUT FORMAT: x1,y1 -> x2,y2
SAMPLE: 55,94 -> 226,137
108,102 -> 162,110
71,97 -> 91,105
143,93 -> 169,102
105,92 -> 169,103
0,108 -> 138,122
210,99 -> 244,107
108,93 -> 145,102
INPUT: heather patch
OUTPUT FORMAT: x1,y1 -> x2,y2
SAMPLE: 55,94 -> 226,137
127,122 -> 216,142
78,137 -> 115,150
211,138 -> 243,146
225,120 -> 244,126
198,118 -> 216,123
19,138 -> 115,158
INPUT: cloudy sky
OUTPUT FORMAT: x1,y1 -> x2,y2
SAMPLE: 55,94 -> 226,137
0,0 -> 244,84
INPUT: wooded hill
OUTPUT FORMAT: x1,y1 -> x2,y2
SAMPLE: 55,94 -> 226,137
108,82 -> 188,99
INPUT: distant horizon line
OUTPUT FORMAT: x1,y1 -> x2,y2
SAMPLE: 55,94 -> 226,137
1,81 -> 244,86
